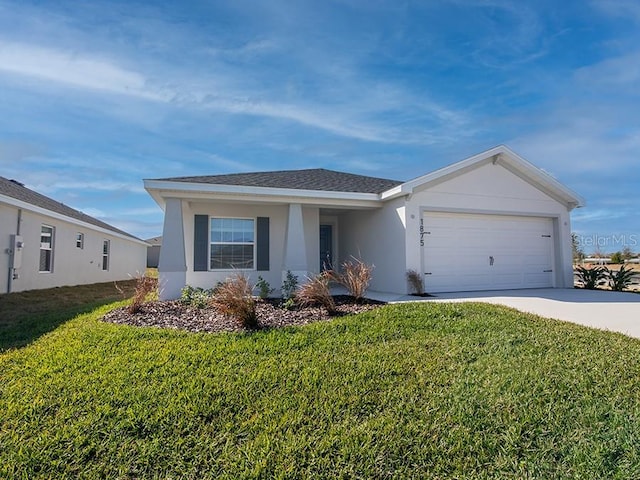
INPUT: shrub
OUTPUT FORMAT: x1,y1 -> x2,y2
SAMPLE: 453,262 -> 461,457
606,265 -> 637,292
255,276 -> 274,299
180,285 -> 212,309
296,272 -> 336,315
281,270 -> 299,300
210,273 -> 257,329
406,269 -> 424,295
575,265 -> 607,290
610,251 -> 624,264
332,257 -> 373,302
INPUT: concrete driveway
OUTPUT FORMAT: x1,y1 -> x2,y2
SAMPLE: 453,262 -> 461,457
367,288 -> 640,339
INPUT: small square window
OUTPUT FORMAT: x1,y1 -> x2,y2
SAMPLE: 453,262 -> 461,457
76,233 -> 84,249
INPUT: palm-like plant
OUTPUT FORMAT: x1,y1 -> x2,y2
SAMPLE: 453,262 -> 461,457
605,265 -> 638,292
575,265 -> 607,290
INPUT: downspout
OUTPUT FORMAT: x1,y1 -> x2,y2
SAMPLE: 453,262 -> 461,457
7,208 -> 22,294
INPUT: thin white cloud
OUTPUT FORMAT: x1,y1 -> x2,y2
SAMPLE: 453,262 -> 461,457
0,42 -> 168,101
591,0 -> 640,22
575,51 -> 640,89
0,40 -> 470,145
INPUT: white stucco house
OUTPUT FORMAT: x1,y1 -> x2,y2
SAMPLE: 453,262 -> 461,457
0,176 -> 148,293
144,145 -> 584,300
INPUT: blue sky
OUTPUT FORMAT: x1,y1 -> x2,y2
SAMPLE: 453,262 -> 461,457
0,0 -> 638,253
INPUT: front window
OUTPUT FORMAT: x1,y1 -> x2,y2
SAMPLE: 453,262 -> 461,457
76,232 -> 84,249
102,240 -> 110,271
40,225 -> 54,272
210,217 -> 255,269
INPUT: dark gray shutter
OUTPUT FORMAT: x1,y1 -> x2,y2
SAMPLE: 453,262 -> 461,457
256,217 -> 269,271
193,215 -> 208,271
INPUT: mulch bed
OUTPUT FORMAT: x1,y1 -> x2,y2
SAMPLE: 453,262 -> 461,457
102,295 -> 386,334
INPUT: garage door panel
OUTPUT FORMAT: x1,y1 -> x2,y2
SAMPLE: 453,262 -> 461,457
422,212 -> 554,293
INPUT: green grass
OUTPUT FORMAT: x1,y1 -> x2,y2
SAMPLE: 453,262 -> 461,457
0,280 -> 139,351
2,300 -> 640,478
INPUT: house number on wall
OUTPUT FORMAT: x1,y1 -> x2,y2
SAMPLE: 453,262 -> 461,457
419,219 -> 431,246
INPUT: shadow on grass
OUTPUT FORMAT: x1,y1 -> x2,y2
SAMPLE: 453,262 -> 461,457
0,280 -> 143,352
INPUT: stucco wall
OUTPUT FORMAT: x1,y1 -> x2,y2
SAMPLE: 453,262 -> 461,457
339,197 -> 407,294
0,203 -> 147,293
405,162 -> 575,288
184,201 -> 297,294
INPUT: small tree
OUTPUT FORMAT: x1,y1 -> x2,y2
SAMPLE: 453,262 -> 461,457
622,246 -> 635,261
571,233 -> 584,263
610,251 -> 624,265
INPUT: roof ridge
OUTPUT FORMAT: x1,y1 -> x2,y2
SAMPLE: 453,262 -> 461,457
147,168 -> 402,194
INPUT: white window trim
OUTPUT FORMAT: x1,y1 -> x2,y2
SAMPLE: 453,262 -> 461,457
39,224 -> 55,273
209,216 -> 256,271
76,232 -> 84,249
102,239 -> 110,271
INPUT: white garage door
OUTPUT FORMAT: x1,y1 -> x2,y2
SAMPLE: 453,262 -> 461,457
422,212 -> 555,293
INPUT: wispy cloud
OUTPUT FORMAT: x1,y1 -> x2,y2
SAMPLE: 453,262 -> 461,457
0,42 -> 166,100
0,38 -> 471,145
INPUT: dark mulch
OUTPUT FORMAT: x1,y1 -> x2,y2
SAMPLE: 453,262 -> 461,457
102,296 -> 386,334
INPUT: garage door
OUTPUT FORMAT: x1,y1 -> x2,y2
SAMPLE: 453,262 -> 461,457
422,212 -> 555,293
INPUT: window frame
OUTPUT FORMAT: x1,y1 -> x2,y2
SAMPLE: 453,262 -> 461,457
39,224 -> 55,273
209,216 -> 256,271
76,232 -> 84,249
102,239 -> 110,271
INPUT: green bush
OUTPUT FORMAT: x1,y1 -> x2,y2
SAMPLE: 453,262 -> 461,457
610,251 -> 624,264
180,285 -> 212,308
575,266 -> 607,289
606,265 -> 638,292
254,276 -> 274,299
281,270 -> 298,300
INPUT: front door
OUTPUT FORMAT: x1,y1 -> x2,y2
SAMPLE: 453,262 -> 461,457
319,224 -> 333,271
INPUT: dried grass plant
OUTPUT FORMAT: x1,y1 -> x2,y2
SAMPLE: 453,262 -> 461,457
296,271 -> 336,315
210,273 -> 257,328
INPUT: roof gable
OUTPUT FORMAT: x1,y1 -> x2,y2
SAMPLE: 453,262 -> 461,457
382,145 -> 585,209
152,168 -> 402,194
0,176 -> 142,241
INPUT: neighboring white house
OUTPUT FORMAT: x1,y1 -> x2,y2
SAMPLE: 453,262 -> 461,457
144,145 -> 585,300
0,177 -> 148,293
146,236 -> 162,268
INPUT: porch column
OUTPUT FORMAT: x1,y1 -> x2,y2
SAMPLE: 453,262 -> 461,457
283,203 -> 308,282
158,197 -> 187,300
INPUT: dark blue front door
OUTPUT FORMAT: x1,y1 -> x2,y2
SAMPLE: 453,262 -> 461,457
319,224 -> 333,271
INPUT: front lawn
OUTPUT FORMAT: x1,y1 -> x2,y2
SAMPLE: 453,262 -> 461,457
2,301 -> 640,478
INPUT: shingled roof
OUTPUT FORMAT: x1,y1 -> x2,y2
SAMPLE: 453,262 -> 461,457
154,168 -> 403,195
0,176 -> 141,240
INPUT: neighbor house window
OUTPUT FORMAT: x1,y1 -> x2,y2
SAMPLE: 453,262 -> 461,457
76,232 -> 84,249
102,240 -> 110,271
210,218 -> 255,269
39,225 -> 54,272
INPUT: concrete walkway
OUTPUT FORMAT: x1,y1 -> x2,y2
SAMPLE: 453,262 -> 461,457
365,288 -> 640,340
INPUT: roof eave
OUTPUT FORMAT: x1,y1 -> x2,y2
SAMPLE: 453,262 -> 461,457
0,193 -> 148,245
143,179 -> 384,208
380,145 -> 585,210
